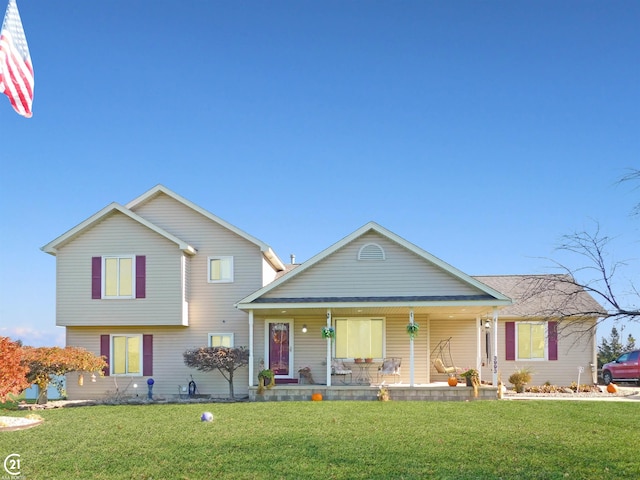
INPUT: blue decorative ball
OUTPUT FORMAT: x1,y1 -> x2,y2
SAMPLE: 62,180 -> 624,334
201,412 -> 214,422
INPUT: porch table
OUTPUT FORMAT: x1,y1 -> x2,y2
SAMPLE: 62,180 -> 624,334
349,362 -> 381,385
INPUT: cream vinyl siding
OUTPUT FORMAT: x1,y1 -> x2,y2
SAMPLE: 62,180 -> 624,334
263,231 -> 484,299
429,318 -> 478,381
65,326 -> 249,399
491,318 -> 597,386
55,212 -> 186,327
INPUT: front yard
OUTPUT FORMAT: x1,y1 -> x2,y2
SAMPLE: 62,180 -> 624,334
1,400 -> 638,479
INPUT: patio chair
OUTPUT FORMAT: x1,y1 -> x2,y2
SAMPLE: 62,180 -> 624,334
331,359 -> 352,384
377,357 -> 401,384
433,357 -> 460,375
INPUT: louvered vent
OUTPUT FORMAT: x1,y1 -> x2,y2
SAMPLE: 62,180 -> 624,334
358,243 -> 385,261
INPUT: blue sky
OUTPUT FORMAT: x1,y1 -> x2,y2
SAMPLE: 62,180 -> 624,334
1,1 -> 638,347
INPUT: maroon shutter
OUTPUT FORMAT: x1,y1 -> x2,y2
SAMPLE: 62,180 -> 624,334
92,257 -> 102,299
505,322 -> 515,361
136,256 -> 146,299
548,321 -> 558,361
100,335 -> 110,376
143,334 -> 153,376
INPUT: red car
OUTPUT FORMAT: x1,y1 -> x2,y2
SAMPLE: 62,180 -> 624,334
602,349 -> 640,385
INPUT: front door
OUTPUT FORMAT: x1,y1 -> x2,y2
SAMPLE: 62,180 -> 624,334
266,320 -> 294,378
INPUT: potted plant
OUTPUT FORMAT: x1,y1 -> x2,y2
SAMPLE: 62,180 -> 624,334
406,322 -> 420,339
508,367 -> 532,393
321,326 -> 335,339
460,368 -> 479,387
257,369 -> 275,394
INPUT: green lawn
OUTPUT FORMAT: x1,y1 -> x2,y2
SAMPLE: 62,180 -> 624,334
1,400 -> 637,479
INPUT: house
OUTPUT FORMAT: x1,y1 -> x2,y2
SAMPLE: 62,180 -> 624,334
42,185 -> 604,400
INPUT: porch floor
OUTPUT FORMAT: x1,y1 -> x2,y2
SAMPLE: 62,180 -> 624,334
250,382 -> 498,402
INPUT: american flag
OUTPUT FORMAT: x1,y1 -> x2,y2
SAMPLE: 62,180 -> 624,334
0,0 -> 33,118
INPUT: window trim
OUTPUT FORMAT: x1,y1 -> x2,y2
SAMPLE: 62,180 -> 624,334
515,321 -> 548,361
208,333 -> 235,348
102,255 -> 136,299
110,334 -> 143,376
207,256 -> 234,283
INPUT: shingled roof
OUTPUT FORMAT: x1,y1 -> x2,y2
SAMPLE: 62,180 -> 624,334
474,274 -> 607,318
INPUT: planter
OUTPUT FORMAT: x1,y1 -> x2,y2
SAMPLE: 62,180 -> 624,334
365,358 -> 373,363
354,358 -> 364,363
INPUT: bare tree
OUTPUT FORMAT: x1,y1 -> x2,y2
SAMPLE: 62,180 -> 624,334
619,168 -> 640,216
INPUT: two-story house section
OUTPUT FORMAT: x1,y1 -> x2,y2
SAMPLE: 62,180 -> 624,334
42,185 -> 285,400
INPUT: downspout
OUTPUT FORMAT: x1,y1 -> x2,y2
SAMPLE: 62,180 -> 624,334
492,307 -> 499,387
326,309 -> 332,387
409,309 -> 415,387
248,310 -> 254,387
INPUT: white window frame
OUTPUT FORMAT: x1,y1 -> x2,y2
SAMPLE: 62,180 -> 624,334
207,256 -> 234,283
208,333 -> 235,348
334,317 -> 385,360
515,321 -> 548,361
102,255 -> 136,299
110,334 -> 143,376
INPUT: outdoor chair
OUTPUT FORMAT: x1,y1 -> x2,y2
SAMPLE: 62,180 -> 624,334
433,357 -> 461,375
331,359 -> 352,384
377,357 -> 401,384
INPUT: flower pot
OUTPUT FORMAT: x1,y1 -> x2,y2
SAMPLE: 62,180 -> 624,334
466,377 -> 473,387
365,358 -> 373,363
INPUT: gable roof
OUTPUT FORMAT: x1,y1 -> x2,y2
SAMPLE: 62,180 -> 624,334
41,202 -> 197,256
237,221 -> 512,308
126,185 -> 285,271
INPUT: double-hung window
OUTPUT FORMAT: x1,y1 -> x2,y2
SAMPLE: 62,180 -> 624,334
506,321 -> 558,361
111,334 -> 142,375
334,318 -> 384,359
209,333 -> 234,348
208,256 -> 234,283
104,256 -> 134,298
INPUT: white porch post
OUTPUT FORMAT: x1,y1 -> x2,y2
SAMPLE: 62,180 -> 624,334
492,307 -> 499,387
409,309 -> 415,386
248,310 -> 254,387
476,316 -> 482,381
326,309 -> 332,387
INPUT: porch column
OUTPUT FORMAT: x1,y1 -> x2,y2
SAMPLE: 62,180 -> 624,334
248,310 -> 254,387
492,307 -> 499,387
476,317 -> 482,382
326,309 -> 332,387
409,309 -> 415,386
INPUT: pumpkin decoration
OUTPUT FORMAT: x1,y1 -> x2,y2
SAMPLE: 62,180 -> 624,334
311,392 -> 323,401
607,383 -> 618,394
447,376 -> 458,387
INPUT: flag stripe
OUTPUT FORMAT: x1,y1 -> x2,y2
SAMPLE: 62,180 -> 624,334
0,0 -> 34,117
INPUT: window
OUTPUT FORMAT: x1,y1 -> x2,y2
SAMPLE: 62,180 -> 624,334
209,333 -> 234,347
208,256 -> 234,283
505,321 -> 558,361
517,322 -> 546,360
104,256 -> 134,298
111,335 -> 142,375
334,318 -> 384,359
92,255 -> 145,299
100,334 -> 152,377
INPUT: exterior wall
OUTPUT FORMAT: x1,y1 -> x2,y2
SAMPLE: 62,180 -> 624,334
486,318 -> 598,387
55,211 -> 186,327
65,326 -> 249,400
62,192 -> 268,400
429,318 -> 479,381
263,231 -> 484,299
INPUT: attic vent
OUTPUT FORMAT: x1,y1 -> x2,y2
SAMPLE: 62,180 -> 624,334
358,243 -> 385,261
